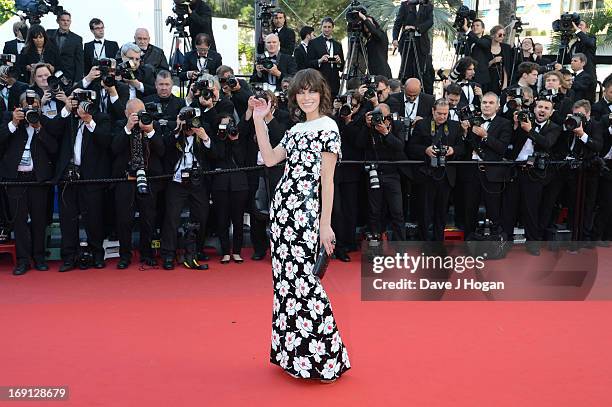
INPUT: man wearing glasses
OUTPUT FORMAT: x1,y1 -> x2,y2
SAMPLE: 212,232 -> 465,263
180,34 -> 222,82
83,18 -> 119,75
119,42 -> 156,100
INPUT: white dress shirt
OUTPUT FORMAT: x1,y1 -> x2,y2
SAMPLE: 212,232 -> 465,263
8,122 -> 36,172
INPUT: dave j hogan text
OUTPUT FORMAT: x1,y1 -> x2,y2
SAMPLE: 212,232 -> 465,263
372,278 -> 505,292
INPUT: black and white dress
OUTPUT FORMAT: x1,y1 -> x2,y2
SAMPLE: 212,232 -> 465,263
269,115 -> 351,380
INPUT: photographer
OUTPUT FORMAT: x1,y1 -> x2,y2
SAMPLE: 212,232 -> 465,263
46,11 -> 83,83
0,65 -> 28,113
332,90 -> 365,260
118,42 -> 156,100
357,12 -> 392,78
593,95 -> 612,244
388,78 -> 435,128
0,92 -> 58,275
294,26 -> 314,71
270,11 -> 296,56
408,98 -> 464,241
570,53 -> 596,103
444,83 -> 462,122
17,24 -> 60,84
540,99 -> 602,243
3,21 -> 28,66
591,73 -> 612,121
189,74 -> 234,130
564,19 -> 596,79
541,71 -> 573,126
160,106 -> 213,270
143,70 -> 187,137
392,0 -> 434,93
238,92 -> 289,260
83,18 -> 120,76
355,103 -> 407,241
77,60 -> 130,122
464,92 -> 512,239
29,63 -> 68,119
251,33 -> 297,92
209,114 -> 249,264
449,56 -> 483,109
501,85 -> 533,122
185,0 -> 217,51
503,98 -> 560,254
134,28 -> 169,73
111,99 -> 165,269
53,89 -> 112,272
307,18 -> 344,97
180,34 -> 222,82
217,65 -> 253,120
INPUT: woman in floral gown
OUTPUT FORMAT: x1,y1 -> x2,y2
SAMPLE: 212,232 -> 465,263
252,69 -> 351,382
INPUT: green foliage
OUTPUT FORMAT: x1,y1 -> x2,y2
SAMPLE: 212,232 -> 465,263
548,5 -> 612,54
0,0 -> 15,26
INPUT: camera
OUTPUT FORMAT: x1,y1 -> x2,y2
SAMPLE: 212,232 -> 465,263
117,60 -> 137,81
454,5 -> 477,30
392,113 -> 413,141
77,241 -> 93,270
193,79 -> 213,100
0,54 -> 16,65
20,90 -> 41,125
178,106 -> 202,129
346,0 -> 367,33
219,75 -> 238,88
526,152 -> 549,171
181,161 -> 202,186
93,57 -> 117,87
65,163 -> 81,181
517,109 -> 535,124
165,0 -> 190,33
336,94 -> 354,118
15,0 -> 64,25
370,109 -> 385,126
362,75 -> 377,100
72,89 -> 96,114
217,119 -> 238,141
137,110 -> 154,126
504,87 -> 523,110
47,70 -> 71,95
513,16 -> 528,34
458,104 -> 484,126
552,12 -> 580,33
127,126 -> 149,194
252,84 -> 269,102
431,144 -> 448,168
144,102 -> 164,121
274,89 -> 288,104
364,163 -> 380,189
256,55 -> 275,70
564,112 -> 587,131
257,1 -> 277,34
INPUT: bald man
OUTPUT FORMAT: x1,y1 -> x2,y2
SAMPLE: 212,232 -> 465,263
110,98 -> 165,269
388,78 -> 435,123
135,28 -> 169,73
250,33 -> 297,91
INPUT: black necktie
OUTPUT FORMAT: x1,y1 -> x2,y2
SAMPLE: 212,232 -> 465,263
58,32 -> 67,37
572,72 -> 577,77
94,40 -> 102,44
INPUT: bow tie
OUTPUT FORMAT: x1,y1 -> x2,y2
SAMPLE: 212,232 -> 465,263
482,118 -> 492,124
460,82 -> 472,87
16,39 -> 25,43
58,31 -> 67,37
325,38 -> 332,42
94,40 -> 102,44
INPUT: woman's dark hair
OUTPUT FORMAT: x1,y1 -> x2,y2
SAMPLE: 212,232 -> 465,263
24,25 -> 51,53
287,69 -> 332,121
455,56 -> 477,80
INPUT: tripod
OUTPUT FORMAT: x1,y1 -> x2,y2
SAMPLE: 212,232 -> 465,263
398,30 -> 424,85
168,25 -> 192,97
450,31 -> 468,70
340,30 -> 369,94
556,32 -> 573,66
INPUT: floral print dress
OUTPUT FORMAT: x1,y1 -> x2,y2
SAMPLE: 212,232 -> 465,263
269,116 -> 351,380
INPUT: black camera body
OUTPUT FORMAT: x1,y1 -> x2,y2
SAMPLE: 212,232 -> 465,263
193,79 -> 213,100
219,75 -> 238,88
252,84 -> 269,102
431,144 -> 448,168
336,94 -> 354,118
553,12 -> 580,33
256,56 -> 275,70
361,75 -> 378,100
0,54 -> 16,65
144,102 -> 164,121
526,152 -> 549,171
564,112 -> 587,131
371,110 -> 385,126
47,70 -> 71,95
364,163 -> 380,189
181,161 -> 202,186
454,5 -> 477,30
93,57 -> 117,87
137,110 -> 154,126
117,60 -> 137,81
178,106 -> 202,130
505,87 -> 523,111
346,0 -> 367,33
65,163 -> 81,181
72,89 -> 97,114
274,89 -> 288,104
518,109 -> 535,124
218,120 -> 239,141
257,1 -> 277,33
458,104 -> 484,127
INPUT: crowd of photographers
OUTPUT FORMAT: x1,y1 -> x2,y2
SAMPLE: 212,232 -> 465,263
1,1 -> 611,276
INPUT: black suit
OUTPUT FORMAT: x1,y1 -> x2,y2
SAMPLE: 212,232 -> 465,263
293,42 -> 309,71
223,79 -> 252,120
571,70 -> 596,103
74,77 -> 130,122
54,111 -> 112,263
0,81 -> 28,113
466,32 -> 513,93
3,39 -> 24,66
307,36 -> 344,96
591,98 -> 612,121
0,117 -> 58,265
392,2 -> 434,93
17,45 -> 60,84
127,64 -> 156,99
83,39 -> 119,76
250,53 -> 297,91
565,31 -> 597,78
456,81 -> 482,110
186,0 -> 217,51
408,119 -> 465,241
503,121 -> 561,241
178,49 -> 222,81
364,19 -> 392,79
46,30 -> 84,83
111,120 -> 165,261
540,120 -> 603,241
594,116 -> 612,241
141,45 -> 169,73
464,115 -> 512,238
388,92 -> 435,120
274,26 -> 296,56
142,94 -> 186,137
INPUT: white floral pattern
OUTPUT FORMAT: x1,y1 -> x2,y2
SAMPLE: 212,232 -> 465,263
269,116 -> 350,380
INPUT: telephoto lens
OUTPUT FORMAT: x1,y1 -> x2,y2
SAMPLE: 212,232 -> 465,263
79,101 -> 96,115
136,168 -> 149,194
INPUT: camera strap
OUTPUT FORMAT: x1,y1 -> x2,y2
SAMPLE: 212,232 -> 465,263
430,120 -> 448,146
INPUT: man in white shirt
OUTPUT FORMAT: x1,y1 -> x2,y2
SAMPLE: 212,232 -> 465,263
83,18 -> 120,76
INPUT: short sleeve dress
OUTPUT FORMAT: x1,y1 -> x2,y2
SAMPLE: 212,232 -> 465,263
269,115 -> 351,380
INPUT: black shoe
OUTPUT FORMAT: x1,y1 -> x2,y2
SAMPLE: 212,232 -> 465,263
334,250 -> 351,262
13,263 -> 30,276
197,252 -> 210,261
59,261 -> 75,272
183,258 -> 209,270
140,257 -> 158,266
163,258 -> 174,270
34,262 -> 49,271
93,259 -> 106,269
117,258 -> 131,269
251,252 -> 266,261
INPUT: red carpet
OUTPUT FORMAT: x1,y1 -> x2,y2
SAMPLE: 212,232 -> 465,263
1,248 -> 611,406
